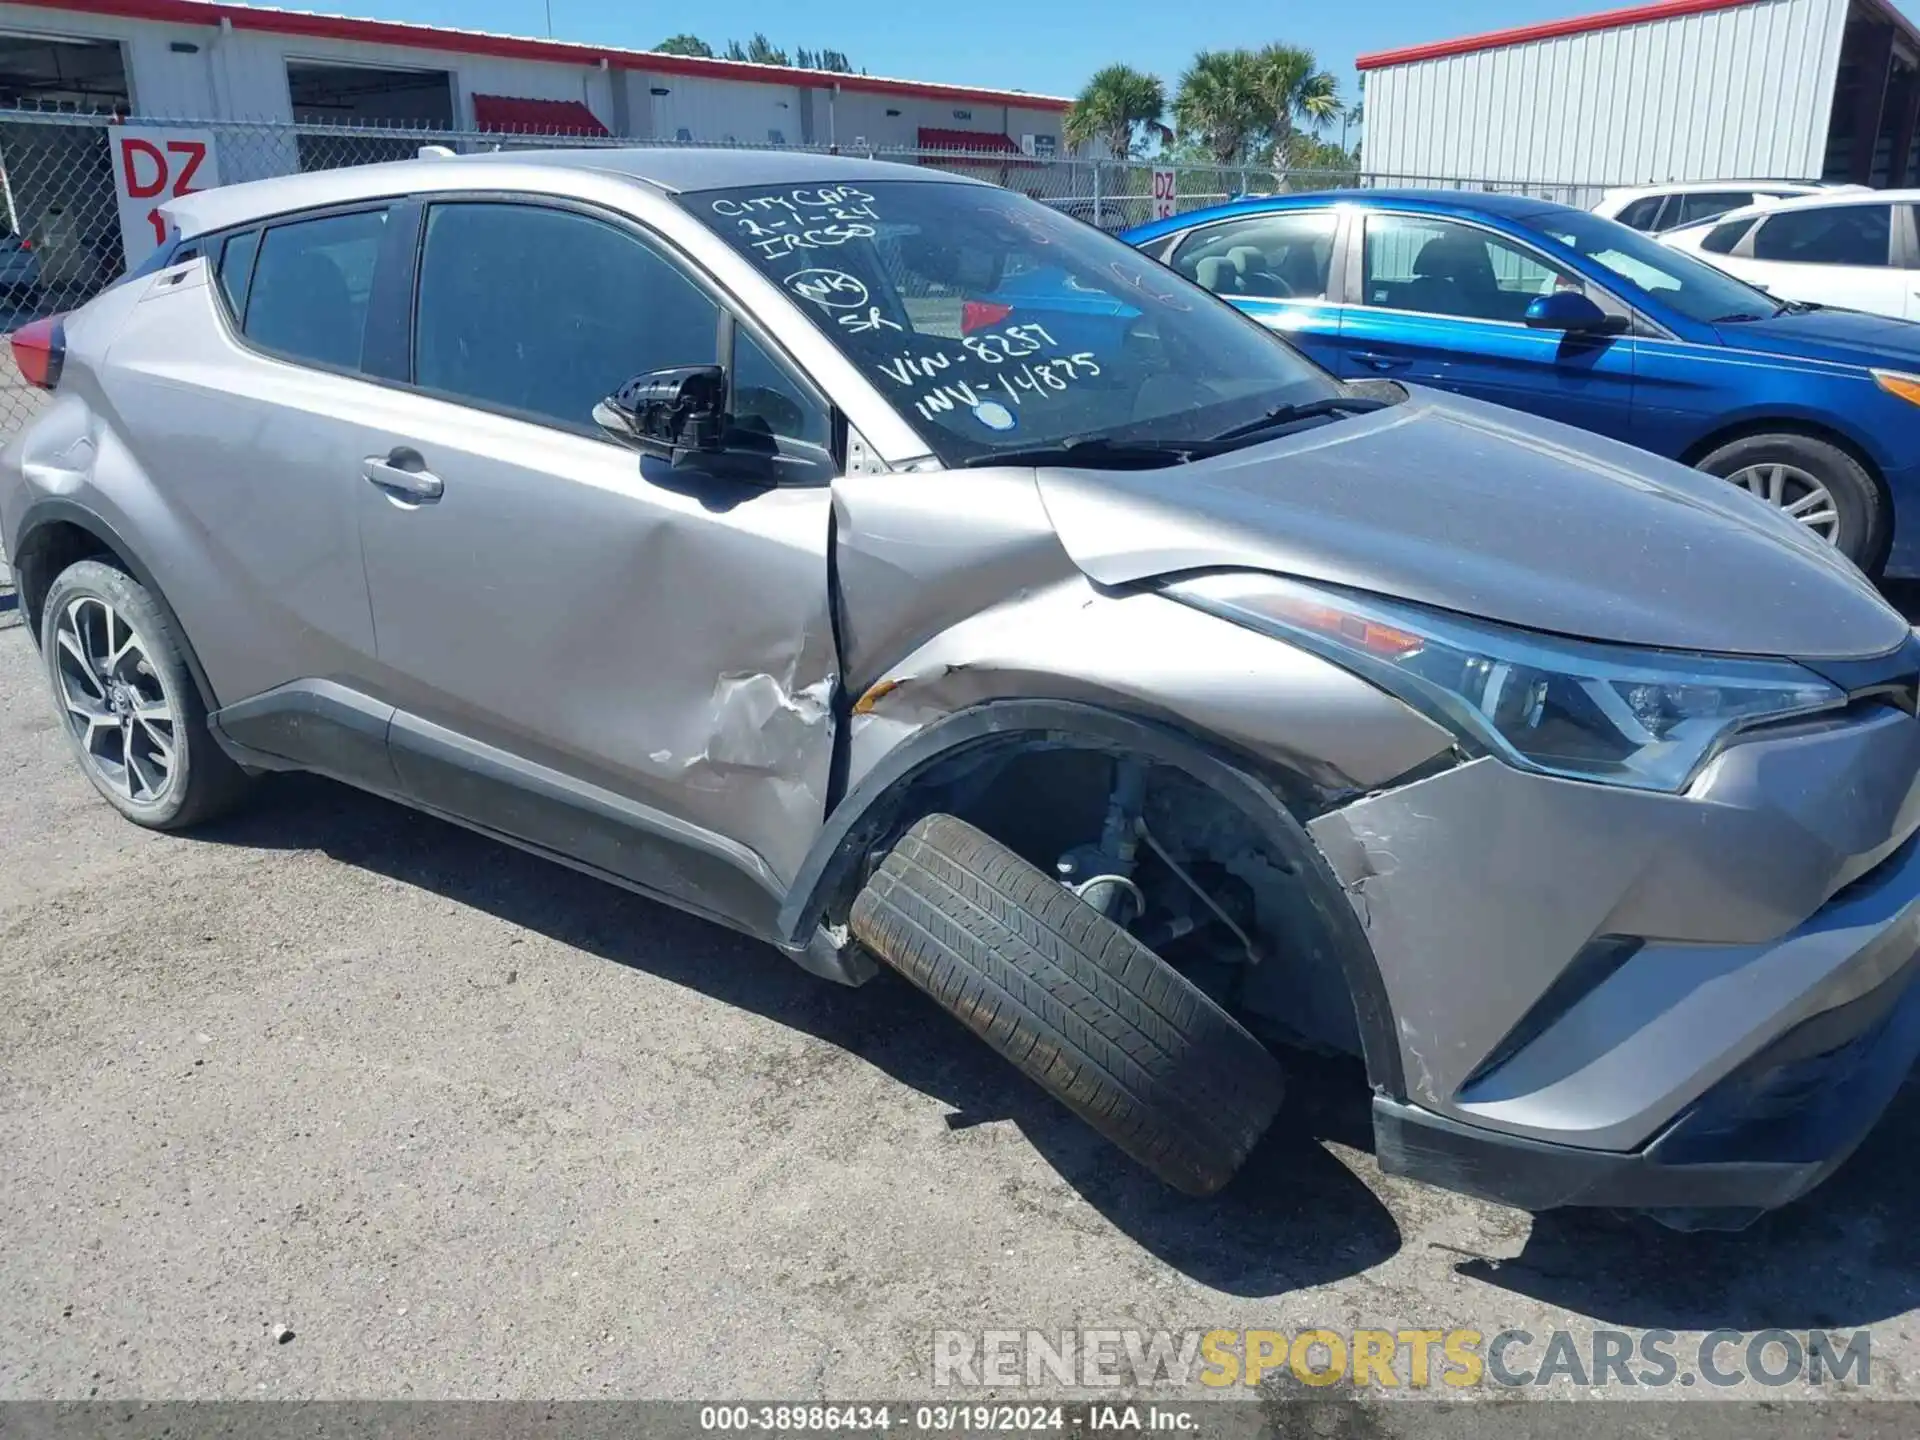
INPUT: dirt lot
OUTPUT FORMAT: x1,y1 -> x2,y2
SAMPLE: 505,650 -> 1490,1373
3,569 -> 1920,1402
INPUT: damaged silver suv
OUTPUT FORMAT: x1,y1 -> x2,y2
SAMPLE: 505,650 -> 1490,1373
7,149 -> 1920,1226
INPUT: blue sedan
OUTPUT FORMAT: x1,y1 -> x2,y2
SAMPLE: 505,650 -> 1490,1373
1121,191 -> 1920,575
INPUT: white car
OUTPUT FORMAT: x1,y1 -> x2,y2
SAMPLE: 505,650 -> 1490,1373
1660,189 -> 1920,320
1592,180 -> 1848,234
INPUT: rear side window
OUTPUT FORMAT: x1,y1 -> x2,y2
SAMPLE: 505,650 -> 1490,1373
412,201 -> 720,434
1614,196 -> 1666,231
1751,205 -> 1892,266
243,209 -> 388,370
216,229 -> 259,316
1700,217 -> 1755,254
1671,190 -> 1753,227
1171,211 -> 1338,301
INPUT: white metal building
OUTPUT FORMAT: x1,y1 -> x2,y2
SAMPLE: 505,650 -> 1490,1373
0,0 -> 1071,155
1359,0 -> 1920,189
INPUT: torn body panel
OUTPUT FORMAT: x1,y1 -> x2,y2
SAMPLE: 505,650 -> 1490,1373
841,576 -> 1457,800
1309,708 -> 1920,1150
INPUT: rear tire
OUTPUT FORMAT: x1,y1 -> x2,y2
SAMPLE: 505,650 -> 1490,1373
1695,431 -> 1887,572
849,813 -> 1284,1195
40,558 -> 251,830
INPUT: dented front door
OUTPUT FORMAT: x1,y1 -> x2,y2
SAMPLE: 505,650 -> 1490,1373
356,401 -> 837,911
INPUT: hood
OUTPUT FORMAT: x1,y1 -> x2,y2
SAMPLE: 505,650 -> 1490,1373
1716,306 -> 1920,369
1037,389 -> 1908,660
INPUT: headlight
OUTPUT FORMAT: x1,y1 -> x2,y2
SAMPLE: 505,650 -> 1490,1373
1169,572 -> 1844,793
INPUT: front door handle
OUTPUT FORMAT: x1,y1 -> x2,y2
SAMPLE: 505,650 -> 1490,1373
363,448 -> 444,504
1350,351 -> 1410,372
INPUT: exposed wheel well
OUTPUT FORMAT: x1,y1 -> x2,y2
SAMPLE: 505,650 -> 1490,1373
827,733 -> 1374,1067
12,518 -> 115,645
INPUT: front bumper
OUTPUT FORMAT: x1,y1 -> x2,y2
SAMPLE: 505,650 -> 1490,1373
1373,821 -> 1920,1227
1305,686 -> 1920,1225
1376,856 -> 1920,1227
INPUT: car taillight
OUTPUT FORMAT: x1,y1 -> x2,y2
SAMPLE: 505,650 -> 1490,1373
17,236 -> 30,251
10,315 -> 65,390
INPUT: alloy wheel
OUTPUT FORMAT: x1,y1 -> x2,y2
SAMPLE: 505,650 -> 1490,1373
1725,462 -> 1841,544
52,595 -> 178,805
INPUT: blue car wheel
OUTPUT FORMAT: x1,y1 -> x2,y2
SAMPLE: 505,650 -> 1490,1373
1694,432 -> 1888,573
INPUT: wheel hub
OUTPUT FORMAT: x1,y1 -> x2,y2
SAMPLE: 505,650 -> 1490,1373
50,594 -> 179,807
1723,461 -> 1841,545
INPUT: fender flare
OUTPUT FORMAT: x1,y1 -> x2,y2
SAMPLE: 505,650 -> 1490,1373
779,698 -> 1406,1099
12,496 -> 223,715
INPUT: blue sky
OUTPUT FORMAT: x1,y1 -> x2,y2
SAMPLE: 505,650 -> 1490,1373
291,0 -> 1710,106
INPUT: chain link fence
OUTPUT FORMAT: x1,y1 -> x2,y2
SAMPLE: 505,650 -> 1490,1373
0,105 -> 1616,445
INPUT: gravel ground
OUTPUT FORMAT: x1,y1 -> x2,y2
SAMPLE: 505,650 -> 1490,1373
3,571 -> 1920,1403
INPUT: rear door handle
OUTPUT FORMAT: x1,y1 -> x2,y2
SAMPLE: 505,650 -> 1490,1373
1350,351 -> 1410,372
363,447 -> 443,503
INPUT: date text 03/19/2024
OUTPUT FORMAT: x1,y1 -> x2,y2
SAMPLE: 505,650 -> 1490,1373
697,1405 -> 1199,1432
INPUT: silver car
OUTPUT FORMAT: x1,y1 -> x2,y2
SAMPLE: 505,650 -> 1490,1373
6,149 -> 1919,1226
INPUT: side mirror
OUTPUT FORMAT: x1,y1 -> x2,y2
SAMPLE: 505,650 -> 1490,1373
1524,290 -> 1618,333
594,365 -> 726,459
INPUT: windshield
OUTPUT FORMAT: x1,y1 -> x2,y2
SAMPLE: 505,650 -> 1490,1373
1534,208 -> 1781,324
685,180 -> 1343,465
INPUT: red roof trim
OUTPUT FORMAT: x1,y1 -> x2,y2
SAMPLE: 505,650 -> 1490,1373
1355,0 -> 1761,70
2,0 -> 1073,110
917,127 -> 1021,153
472,93 -> 610,136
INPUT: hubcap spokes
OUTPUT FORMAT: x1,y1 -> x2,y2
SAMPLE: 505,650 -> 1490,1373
1727,462 -> 1841,544
53,597 -> 177,805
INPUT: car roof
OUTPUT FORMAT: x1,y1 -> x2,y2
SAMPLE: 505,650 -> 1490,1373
1602,180 -> 1826,199
160,145 -> 978,238
1119,187 -> 1579,243
1715,186 -> 1919,215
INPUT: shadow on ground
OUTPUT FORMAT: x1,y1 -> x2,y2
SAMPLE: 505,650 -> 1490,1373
184,771 -> 1920,1318
1451,1087 -> 1920,1330
189,773 -> 1401,1299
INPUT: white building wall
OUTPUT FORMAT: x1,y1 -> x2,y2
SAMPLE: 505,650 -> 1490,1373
643,73 -> 803,145
1363,0 -> 1851,185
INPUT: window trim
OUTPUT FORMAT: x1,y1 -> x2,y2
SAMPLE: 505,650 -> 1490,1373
214,227 -> 263,324
399,192 -> 839,477
1164,207 -> 1346,306
212,198 -> 401,383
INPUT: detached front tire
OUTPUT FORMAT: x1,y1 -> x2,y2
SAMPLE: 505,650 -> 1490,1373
849,813 -> 1284,1195
40,558 -> 251,830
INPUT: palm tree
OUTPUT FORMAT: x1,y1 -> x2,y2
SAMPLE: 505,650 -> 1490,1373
654,34 -> 714,58
1173,51 -> 1264,165
1064,64 -> 1170,161
1252,44 -> 1341,168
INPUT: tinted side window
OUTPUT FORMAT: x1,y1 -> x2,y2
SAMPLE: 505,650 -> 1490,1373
1615,196 -> 1666,231
217,229 -> 259,317
1751,205 -> 1892,266
1700,217 -> 1756,254
243,209 -> 388,370
731,328 -> 829,447
1171,212 -> 1339,301
414,202 -> 719,433
1673,191 -> 1753,226
1363,214 -> 1580,322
